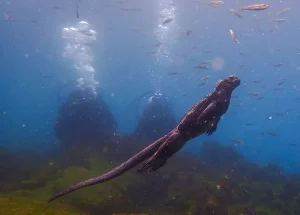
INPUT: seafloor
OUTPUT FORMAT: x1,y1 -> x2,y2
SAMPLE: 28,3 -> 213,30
0,135 -> 299,215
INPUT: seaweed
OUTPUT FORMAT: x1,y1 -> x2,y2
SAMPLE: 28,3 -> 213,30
1,138 -> 300,215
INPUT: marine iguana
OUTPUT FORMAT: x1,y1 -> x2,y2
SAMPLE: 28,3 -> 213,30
48,75 -> 240,202
138,75 -> 240,172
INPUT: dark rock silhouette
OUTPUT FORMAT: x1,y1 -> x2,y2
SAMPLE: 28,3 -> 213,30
135,93 -> 177,142
55,88 -> 117,149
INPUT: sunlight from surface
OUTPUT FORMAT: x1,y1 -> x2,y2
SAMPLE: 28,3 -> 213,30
62,21 -> 98,97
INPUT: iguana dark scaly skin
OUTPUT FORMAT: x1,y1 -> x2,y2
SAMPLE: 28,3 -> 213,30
138,75 -> 240,172
48,75 -> 240,203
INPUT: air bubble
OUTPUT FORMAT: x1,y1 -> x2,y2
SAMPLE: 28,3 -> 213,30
62,21 -> 98,96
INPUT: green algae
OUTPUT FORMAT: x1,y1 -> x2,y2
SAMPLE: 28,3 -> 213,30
0,195 -> 80,215
254,206 -> 281,215
1,140 -> 300,215
0,150 -> 139,215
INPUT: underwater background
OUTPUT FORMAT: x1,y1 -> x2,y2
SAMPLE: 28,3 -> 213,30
1,0 -> 300,214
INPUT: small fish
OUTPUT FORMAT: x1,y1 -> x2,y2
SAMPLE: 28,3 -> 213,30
277,8 -> 291,15
194,63 -> 209,69
200,75 -> 211,81
163,18 -> 173,24
273,63 -> 283,67
273,18 -> 286,23
257,96 -> 264,100
240,4 -> 269,11
265,130 -> 277,136
168,72 -> 179,75
248,92 -> 259,96
229,29 -> 239,44
277,79 -> 285,86
231,138 -> 244,145
198,82 -> 207,86
204,1 -> 224,7
83,32 -> 93,36
76,5 -> 80,18
288,143 -> 297,147
229,9 -> 243,18
153,42 -> 162,47
185,29 -> 192,36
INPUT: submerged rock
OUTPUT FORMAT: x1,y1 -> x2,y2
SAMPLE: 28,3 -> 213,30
55,88 -> 117,149
135,93 -> 176,142
1,138 -> 300,215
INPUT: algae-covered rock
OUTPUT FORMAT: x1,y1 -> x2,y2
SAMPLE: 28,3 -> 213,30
0,150 -> 139,214
43,153 -> 138,211
1,139 -> 300,215
0,195 -> 81,215
255,205 -> 281,215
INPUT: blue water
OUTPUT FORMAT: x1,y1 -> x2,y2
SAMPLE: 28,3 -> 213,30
1,0 -> 300,173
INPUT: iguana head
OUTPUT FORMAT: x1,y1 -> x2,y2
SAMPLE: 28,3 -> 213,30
216,75 -> 240,91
